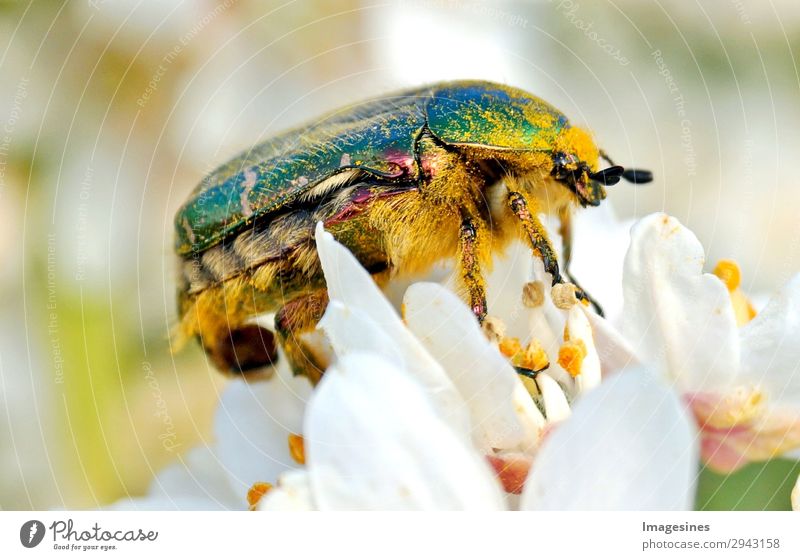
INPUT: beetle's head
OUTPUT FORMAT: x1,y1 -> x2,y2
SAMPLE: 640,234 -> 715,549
550,151 -> 653,206
547,126 -> 653,206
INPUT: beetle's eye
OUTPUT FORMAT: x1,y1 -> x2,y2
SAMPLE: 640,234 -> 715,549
588,165 -> 624,186
551,152 -> 580,181
551,151 -> 569,166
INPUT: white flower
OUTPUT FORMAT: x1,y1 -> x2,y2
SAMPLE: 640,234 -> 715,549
302,353 -> 506,510
259,224 -> 697,510
265,354 -> 695,510
612,213 -> 800,473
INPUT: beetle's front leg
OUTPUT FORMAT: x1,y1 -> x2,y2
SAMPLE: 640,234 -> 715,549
507,191 -> 584,304
459,216 -> 488,323
557,207 -> 604,316
507,191 -> 564,284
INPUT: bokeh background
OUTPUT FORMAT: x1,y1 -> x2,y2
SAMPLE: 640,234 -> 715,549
1,0 -> 799,509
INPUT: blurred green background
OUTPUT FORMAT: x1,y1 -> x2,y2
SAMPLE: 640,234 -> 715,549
0,0 -> 798,509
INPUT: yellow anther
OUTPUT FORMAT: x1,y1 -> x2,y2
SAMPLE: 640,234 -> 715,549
247,482 -> 273,511
499,337 -> 522,359
520,339 -> 549,372
288,433 -> 306,465
713,259 -> 741,291
558,340 -> 587,377
713,259 -> 756,326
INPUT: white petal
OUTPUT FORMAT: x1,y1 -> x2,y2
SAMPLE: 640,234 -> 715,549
306,353 -> 506,510
622,213 -> 739,392
740,274 -> 800,408
316,224 -> 470,438
483,240 -> 537,341
404,282 -> 544,451
568,204 -> 634,325
585,311 -> 641,375
319,301 -> 471,439
214,360 -> 312,499
521,369 -> 698,510
792,474 -> 800,511
107,446 -> 242,510
258,470 -> 314,511
537,373 -> 571,423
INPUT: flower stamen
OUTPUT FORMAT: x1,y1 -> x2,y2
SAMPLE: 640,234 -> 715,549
713,259 -> 756,326
247,482 -> 273,511
689,387 -> 764,429
288,433 -> 306,465
499,337 -> 522,359
521,339 -> 550,372
558,340 -> 587,378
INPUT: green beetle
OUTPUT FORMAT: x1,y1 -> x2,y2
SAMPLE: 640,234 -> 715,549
174,80 -> 651,380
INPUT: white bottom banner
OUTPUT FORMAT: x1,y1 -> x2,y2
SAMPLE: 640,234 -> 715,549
1,511 -> 798,558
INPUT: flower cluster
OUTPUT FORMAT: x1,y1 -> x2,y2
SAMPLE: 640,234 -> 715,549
111,212 -> 800,510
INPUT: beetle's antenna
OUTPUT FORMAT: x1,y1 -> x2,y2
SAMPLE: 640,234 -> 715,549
587,165 -> 623,186
621,168 -> 654,183
599,150 -> 617,167
599,150 -> 653,184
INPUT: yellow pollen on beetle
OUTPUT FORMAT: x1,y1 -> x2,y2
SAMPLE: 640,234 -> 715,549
247,482 -> 273,511
555,126 -> 599,168
288,434 -> 306,465
558,340 -> 587,377
713,259 -> 757,326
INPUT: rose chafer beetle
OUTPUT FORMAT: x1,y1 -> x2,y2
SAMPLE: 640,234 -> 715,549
174,80 -> 651,381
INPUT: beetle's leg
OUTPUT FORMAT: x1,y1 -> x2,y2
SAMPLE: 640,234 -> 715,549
459,216 -> 488,323
507,191 -> 587,305
557,207 -> 604,316
274,290 -> 330,385
507,191 -> 564,285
